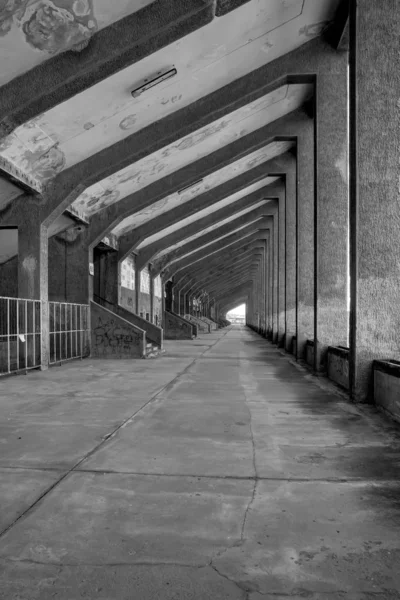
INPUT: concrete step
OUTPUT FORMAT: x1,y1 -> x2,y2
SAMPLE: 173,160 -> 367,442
143,345 -> 166,359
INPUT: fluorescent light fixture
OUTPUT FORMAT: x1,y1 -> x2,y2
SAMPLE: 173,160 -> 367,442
131,67 -> 177,98
178,179 -> 204,195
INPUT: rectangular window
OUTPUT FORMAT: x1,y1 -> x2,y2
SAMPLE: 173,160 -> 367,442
120,255 -> 135,290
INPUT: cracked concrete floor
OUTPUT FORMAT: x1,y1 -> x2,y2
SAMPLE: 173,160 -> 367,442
1,325 -> 400,599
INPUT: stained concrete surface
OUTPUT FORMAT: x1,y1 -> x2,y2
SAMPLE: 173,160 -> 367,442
1,326 -> 400,599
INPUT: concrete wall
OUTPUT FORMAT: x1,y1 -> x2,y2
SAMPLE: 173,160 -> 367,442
48,236 -> 67,302
327,347 -> 349,390
91,302 -> 145,359
0,256 -> 18,297
138,292 -> 151,320
120,286 -> 135,312
154,296 -> 162,325
164,311 -> 195,339
374,361 -> 400,424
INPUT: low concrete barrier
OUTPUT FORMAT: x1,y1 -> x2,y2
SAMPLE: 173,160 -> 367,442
374,360 -> 400,423
164,311 -> 196,339
91,302 -> 145,358
327,346 -> 349,390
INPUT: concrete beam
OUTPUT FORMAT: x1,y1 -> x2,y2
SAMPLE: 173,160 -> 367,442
165,226 -> 269,280
164,224 -> 269,279
0,1 -> 216,138
118,166 -> 282,260
150,196 -> 278,275
37,37 -> 330,224
88,112 -> 302,245
184,255 -> 263,296
135,194 -> 278,270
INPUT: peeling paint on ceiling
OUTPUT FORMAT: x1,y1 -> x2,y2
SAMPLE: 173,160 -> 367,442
0,0 -> 156,85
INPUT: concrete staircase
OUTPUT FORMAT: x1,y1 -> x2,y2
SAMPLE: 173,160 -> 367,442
144,342 -> 165,359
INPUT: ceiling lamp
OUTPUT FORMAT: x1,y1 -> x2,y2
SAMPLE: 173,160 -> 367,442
131,67 -> 177,98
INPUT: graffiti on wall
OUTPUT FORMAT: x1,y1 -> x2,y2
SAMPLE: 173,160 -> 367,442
93,317 -> 140,356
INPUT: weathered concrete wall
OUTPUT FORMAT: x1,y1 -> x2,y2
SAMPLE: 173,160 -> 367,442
48,236 -> 66,302
374,362 -> 400,424
138,292 -> 151,320
120,286 -> 135,312
327,347 -> 350,390
91,302 -> 145,359
0,256 -> 18,297
164,311 -> 195,340
153,296 -> 162,326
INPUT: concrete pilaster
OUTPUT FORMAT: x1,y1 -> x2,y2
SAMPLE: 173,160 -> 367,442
315,50 -> 349,369
350,0 -> 400,401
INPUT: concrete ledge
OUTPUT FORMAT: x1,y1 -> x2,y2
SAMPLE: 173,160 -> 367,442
374,360 -> 400,423
327,346 -> 350,390
164,311 -> 196,340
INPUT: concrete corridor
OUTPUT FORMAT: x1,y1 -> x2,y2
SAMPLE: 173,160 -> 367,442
1,326 -> 400,599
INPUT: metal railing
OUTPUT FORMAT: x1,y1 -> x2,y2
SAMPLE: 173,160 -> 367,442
0,297 -> 42,376
49,302 -> 90,365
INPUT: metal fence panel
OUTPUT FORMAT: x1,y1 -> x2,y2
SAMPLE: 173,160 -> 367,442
49,302 -> 90,365
0,297 -> 42,376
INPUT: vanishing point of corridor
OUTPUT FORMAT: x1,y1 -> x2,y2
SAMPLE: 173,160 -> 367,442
1,325 -> 400,599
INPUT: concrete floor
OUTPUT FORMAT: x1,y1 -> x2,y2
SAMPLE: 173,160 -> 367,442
1,326 -> 400,599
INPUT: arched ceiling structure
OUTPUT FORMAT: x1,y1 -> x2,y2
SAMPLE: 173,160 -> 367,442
0,0 -> 348,306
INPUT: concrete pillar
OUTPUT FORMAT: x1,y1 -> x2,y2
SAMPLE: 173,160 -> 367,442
2,203 -> 49,368
135,269 -> 141,315
350,0 -> 400,401
315,49 -> 349,369
150,275 -> 155,323
296,118 -> 315,360
284,154 -> 297,351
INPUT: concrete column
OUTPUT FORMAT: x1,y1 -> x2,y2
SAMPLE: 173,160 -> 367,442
284,154 -> 297,351
296,118 -> 315,360
315,50 -> 349,369
135,269 -> 141,315
2,203 -> 49,367
150,275 -> 155,323
350,0 -> 400,401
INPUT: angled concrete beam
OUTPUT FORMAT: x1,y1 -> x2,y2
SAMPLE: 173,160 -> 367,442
150,195 -> 278,275
174,244 -> 266,293
39,37 -> 330,223
0,0 -> 216,138
208,272 -> 258,298
174,229 -> 267,281
165,224 -> 269,280
118,166 -> 282,260
186,255 -> 263,296
177,248 -> 264,286
88,112 -> 304,244
134,195 -> 277,269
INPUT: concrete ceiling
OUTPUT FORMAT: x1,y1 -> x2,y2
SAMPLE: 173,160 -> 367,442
0,0 -> 345,298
